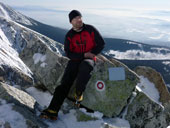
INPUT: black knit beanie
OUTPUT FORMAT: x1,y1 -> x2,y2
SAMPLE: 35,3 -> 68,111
69,10 -> 82,22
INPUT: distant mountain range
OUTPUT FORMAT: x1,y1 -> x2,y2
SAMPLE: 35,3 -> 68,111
0,2 -> 170,88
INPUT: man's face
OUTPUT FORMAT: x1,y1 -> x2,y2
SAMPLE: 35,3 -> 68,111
71,16 -> 83,29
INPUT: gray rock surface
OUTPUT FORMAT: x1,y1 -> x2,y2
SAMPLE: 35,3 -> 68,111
134,66 -> 170,106
126,91 -> 169,128
69,56 -> 139,117
0,82 -> 47,128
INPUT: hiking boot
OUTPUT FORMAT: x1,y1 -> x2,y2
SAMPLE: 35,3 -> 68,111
39,108 -> 58,120
74,91 -> 83,108
75,91 -> 83,102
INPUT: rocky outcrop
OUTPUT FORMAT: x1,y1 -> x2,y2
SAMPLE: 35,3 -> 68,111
0,82 -> 47,128
0,64 -> 33,88
134,66 -> 170,106
0,17 -> 67,92
0,16 -> 140,118
19,32 -> 68,92
126,92 -> 169,128
124,66 -> 170,128
68,56 -> 139,117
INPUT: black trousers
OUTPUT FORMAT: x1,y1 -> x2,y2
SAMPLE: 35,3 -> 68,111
48,59 -> 94,112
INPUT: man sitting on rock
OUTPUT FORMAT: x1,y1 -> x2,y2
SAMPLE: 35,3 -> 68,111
40,10 -> 105,120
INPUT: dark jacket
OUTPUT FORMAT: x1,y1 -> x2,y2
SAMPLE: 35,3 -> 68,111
64,23 -> 105,60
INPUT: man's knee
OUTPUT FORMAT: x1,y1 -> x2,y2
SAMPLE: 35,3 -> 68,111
79,59 -> 94,73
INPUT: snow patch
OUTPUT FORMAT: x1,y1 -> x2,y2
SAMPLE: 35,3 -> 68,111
79,108 -> 103,119
136,76 -> 163,107
33,53 -> 47,66
0,28 -> 33,78
0,5 -> 11,20
0,99 -> 27,128
40,62 -> 47,68
26,87 -> 131,128
26,87 -> 52,108
103,117 -> 131,128
127,41 -> 143,48
0,3 -> 34,25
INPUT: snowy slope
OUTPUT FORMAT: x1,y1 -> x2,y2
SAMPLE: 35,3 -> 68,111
0,2 -> 67,44
0,2 -> 36,25
0,26 -> 33,78
0,2 -> 64,87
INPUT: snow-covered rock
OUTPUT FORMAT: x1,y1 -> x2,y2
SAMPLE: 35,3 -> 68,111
124,66 -> 170,128
134,66 -> 170,106
0,16 -> 65,90
0,82 -> 47,128
0,2 -> 36,26
0,19 -> 34,88
126,92 -> 169,128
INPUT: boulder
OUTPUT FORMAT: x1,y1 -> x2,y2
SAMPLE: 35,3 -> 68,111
134,66 -> 170,106
125,66 -> 170,128
69,56 -> 139,117
126,91 -> 169,128
0,64 -> 33,88
0,82 -> 47,128
19,34 -> 68,92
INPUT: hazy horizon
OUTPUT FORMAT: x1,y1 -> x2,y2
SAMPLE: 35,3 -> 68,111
1,0 -> 170,47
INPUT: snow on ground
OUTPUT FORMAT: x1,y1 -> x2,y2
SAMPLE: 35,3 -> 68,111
0,83 -> 169,128
0,4 -> 11,20
26,87 -> 52,108
0,99 -> 27,128
33,53 -> 47,67
105,50 -> 170,60
0,28 -> 33,78
26,86 -> 130,128
136,76 -> 163,108
0,2 -> 34,25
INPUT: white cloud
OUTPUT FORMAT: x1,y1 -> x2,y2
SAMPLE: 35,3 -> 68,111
162,61 -> 170,66
149,34 -> 164,40
105,49 -> 170,60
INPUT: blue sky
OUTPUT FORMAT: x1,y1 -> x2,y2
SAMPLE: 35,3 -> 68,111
1,0 -> 170,47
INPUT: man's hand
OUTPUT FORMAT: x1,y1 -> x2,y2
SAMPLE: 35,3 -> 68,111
84,52 -> 95,59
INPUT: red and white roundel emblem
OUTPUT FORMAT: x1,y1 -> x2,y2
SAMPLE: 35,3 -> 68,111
95,80 -> 105,91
